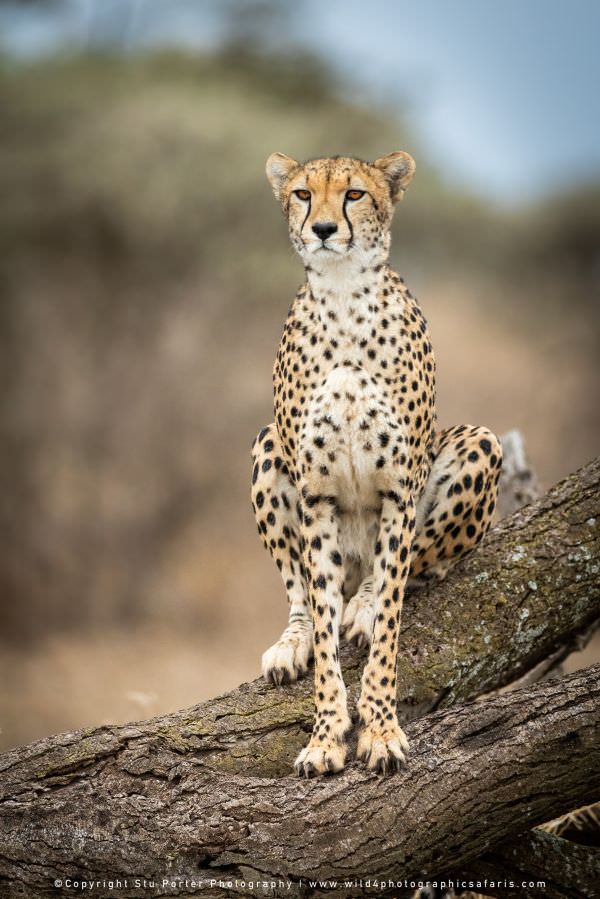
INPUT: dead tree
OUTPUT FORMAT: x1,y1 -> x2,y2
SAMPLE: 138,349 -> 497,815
0,450 -> 599,898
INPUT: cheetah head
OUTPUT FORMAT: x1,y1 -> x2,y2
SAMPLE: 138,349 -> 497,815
266,152 -> 415,268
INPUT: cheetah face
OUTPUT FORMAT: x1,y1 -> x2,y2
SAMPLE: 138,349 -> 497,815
266,152 -> 415,267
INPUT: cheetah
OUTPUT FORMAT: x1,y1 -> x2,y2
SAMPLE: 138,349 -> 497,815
251,151 -> 502,777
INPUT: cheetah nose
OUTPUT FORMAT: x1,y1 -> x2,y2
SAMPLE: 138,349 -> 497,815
312,221 -> 338,241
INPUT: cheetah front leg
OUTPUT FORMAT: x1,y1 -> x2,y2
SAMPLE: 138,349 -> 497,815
294,493 -> 352,777
251,425 -> 312,685
357,493 -> 415,774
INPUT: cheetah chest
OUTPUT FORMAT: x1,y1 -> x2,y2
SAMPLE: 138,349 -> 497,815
302,365 -> 404,512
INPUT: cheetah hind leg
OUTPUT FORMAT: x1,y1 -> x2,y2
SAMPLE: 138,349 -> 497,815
252,423 -> 313,686
261,618 -> 313,685
341,557 -> 451,653
342,576 -> 375,649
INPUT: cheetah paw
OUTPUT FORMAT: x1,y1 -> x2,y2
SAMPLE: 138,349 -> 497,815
294,738 -> 347,777
357,722 -> 409,775
262,633 -> 312,685
342,584 -> 374,649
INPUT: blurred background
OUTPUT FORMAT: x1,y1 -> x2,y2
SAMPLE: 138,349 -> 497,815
1,0 -> 598,751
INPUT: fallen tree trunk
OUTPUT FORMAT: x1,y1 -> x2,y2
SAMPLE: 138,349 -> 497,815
0,457 -> 599,897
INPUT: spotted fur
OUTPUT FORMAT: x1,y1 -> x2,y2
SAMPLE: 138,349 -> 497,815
251,152 -> 502,776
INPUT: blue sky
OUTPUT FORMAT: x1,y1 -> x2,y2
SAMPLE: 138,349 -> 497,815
1,0 -> 599,205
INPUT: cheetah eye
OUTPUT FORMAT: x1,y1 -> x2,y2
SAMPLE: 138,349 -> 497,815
346,189 -> 365,201
293,189 -> 311,201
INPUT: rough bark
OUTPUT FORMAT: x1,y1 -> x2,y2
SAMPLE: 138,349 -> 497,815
0,455 -> 599,897
0,666 -> 599,898
462,829 -> 600,899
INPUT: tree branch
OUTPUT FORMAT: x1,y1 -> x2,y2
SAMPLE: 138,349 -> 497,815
0,456 -> 598,897
496,430 -> 541,519
1,666 -> 599,898
462,829 -> 600,899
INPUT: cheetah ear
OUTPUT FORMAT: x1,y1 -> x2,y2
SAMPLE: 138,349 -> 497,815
373,151 -> 416,202
266,152 -> 299,200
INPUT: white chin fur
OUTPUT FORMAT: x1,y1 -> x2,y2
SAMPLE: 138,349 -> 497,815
306,243 -> 347,256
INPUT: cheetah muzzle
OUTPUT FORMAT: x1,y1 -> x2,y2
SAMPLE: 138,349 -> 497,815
251,151 -> 503,777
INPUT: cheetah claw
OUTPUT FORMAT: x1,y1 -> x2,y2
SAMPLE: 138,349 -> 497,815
341,590 -> 374,649
262,636 -> 312,685
357,725 -> 409,775
350,632 -> 369,650
294,740 -> 347,777
269,667 -> 292,686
